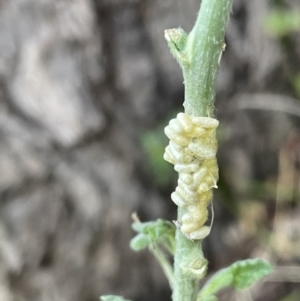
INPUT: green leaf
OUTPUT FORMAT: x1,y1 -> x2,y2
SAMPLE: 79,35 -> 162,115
165,27 -> 187,52
131,221 -> 148,234
130,219 -> 175,253
165,27 -> 189,67
198,258 -> 273,300
100,295 -> 132,301
130,219 -> 175,287
230,258 -> 273,289
129,234 -> 150,251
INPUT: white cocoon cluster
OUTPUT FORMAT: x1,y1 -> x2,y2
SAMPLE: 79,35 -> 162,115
164,113 -> 219,240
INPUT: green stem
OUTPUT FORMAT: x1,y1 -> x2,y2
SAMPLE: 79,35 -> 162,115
151,246 -> 174,289
167,1 -> 234,301
172,228 -> 207,301
183,0 -> 233,117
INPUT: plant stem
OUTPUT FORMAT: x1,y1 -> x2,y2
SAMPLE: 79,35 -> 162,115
151,246 -> 174,289
168,0 -> 234,301
172,228 -> 206,301
183,0 -> 233,117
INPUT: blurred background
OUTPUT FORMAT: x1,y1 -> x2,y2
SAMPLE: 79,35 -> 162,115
0,0 -> 300,300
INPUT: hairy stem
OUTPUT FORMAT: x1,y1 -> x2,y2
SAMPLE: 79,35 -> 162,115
168,1 -> 234,301
183,0 -> 233,117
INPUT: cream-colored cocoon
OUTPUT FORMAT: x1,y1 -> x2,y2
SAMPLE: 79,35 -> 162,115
164,113 -> 219,240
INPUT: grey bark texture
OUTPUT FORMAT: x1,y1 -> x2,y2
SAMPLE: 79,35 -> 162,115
0,0 -> 300,301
